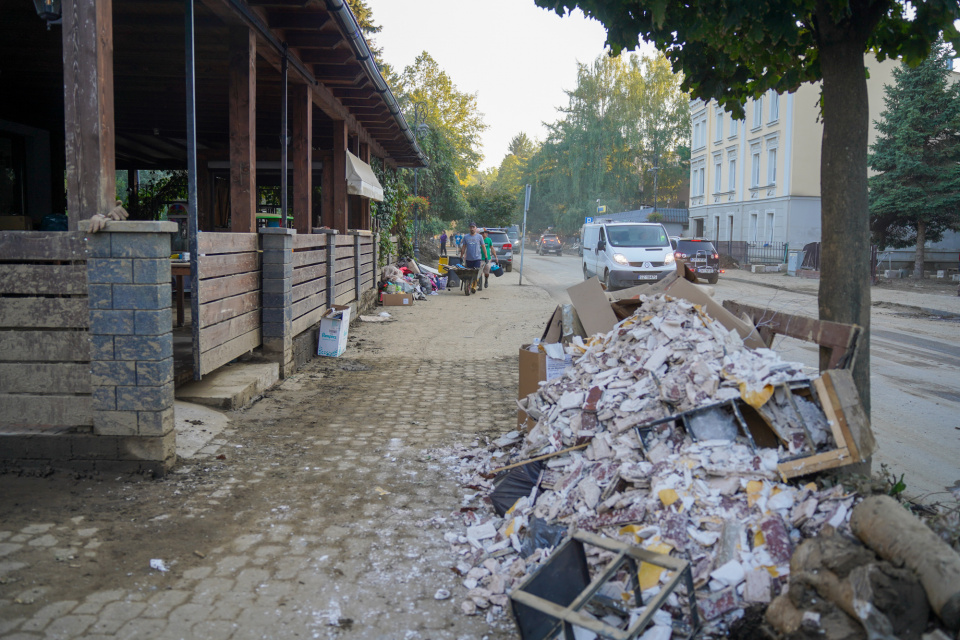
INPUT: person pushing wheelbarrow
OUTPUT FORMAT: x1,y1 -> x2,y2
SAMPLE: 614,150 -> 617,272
459,222 -> 484,294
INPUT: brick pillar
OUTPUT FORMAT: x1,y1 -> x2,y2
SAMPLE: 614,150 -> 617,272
82,220 -> 177,471
260,227 -> 295,377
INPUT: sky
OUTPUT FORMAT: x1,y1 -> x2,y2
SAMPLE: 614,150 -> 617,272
365,0 -> 640,171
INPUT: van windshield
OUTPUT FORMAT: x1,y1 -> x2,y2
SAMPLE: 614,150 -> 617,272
606,226 -> 668,247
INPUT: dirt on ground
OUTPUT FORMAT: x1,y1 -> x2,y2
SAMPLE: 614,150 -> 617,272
0,270 -> 558,639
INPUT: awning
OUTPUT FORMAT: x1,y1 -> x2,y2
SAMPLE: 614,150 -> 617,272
345,151 -> 384,201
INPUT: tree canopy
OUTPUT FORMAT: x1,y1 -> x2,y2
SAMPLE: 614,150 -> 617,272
869,40 -> 960,278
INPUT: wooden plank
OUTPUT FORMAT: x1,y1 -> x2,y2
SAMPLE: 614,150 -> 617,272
198,251 -> 259,279
292,262 -> 326,286
293,248 -> 326,268
819,370 -> 876,461
334,246 -> 354,259
0,394 -> 93,427
778,448 -> 851,479
292,305 -> 325,337
335,235 -> 355,246
0,363 -> 92,394
200,326 -> 260,376
0,264 -> 87,295
292,277 -> 326,304
198,232 -> 259,254
0,232 -> 88,261
291,293 -> 326,323
334,288 -> 354,306
335,268 -> 355,285
198,309 -> 260,353
198,271 -> 260,304
0,298 -> 89,329
199,290 -> 260,327
813,375 -> 850,448
293,234 -> 328,250
0,331 -> 90,362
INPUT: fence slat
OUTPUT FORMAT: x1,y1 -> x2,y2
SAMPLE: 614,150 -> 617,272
292,277 -> 326,304
198,252 -> 259,279
0,231 -> 87,261
0,363 -> 92,394
0,264 -> 87,295
199,272 -> 260,303
199,327 -> 260,376
0,298 -> 88,329
0,394 -> 93,427
198,290 -> 260,328
198,232 -> 259,254
198,309 -> 260,353
294,249 -> 326,268
292,263 -> 326,286
0,331 -> 89,362
293,235 -> 329,250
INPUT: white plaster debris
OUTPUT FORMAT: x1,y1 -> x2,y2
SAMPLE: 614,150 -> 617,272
434,294 -> 860,637
149,559 -> 169,572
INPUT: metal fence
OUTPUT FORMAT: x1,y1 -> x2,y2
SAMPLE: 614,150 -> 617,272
714,241 -> 788,264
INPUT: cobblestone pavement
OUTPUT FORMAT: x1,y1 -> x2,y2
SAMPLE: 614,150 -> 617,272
0,278 -> 559,639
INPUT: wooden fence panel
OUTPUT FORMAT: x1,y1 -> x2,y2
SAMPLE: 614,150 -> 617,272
196,233 -> 261,376
0,232 -> 92,430
290,237 -> 329,337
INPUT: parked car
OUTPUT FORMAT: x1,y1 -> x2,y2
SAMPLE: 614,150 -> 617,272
537,234 -> 563,256
581,222 -> 675,289
505,225 -> 520,245
483,228 -> 514,271
674,237 -> 720,284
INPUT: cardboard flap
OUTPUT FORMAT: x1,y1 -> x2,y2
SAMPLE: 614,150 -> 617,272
566,277 -> 619,337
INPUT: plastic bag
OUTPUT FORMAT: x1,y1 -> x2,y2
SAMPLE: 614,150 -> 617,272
520,516 -> 568,558
490,460 -> 544,517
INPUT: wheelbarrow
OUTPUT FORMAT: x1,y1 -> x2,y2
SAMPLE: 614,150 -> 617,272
445,266 -> 481,296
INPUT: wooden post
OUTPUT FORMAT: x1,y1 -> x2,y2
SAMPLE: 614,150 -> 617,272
292,84 -> 312,234
359,143 -> 371,231
62,0 -> 116,230
196,154 -> 212,231
321,157 -> 333,229
332,121 -> 348,234
228,27 -> 256,233
353,233 -> 362,301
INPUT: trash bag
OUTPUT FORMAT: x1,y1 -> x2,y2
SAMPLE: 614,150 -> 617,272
490,460 -> 544,517
520,516 -> 568,558
418,274 -> 432,291
437,276 -> 448,290
447,271 -> 461,288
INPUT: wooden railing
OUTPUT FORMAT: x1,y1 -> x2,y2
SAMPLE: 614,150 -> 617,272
196,232 -> 261,376
0,231 -> 92,430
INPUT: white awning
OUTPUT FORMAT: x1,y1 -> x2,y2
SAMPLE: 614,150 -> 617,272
345,150 -> 384,201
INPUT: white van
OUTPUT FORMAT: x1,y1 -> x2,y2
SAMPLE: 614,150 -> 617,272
581,222 -> 676,289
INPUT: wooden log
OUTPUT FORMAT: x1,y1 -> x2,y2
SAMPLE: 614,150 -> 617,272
198,271 -> 259,304
198,309 -> 259,353
851,495 -> 960,630
0,331 -> 90,362
0,363 -> 92,394
198,251 -> 259,279
198,290 -> 259,328
199,326 -> 260,375
0,394 -> 93,427
198,232 -> 258,254
0,264 -> 88,295
0,232 -> 88,261
0,298 -> 89,329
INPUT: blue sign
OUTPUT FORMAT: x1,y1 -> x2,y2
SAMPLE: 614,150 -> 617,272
597,205 -> 606,214
585,216 -> 594,223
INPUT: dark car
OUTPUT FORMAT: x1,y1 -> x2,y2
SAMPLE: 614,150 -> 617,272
537,234 -> 562,256
674,238 -> 720,283
483,228 -> 514,271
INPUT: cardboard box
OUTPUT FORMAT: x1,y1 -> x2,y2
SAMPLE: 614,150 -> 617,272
517,344 -> 573,429
381,293 -> 413,306
317,305 -> 351,357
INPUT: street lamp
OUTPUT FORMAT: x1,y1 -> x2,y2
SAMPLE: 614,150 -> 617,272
32,0 -> 61,28
411,101 -> 428,260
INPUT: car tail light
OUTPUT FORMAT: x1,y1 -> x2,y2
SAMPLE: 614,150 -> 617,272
720,269 -> 726,273
502,243 -> 512,250
712,253 -> 719,259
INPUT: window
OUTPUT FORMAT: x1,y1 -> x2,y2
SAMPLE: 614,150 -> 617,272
698,166 -> 705,195
751,150 -> 761,187
768,91 -> 780,123
715,110 -> 723,142
752,97 -> 763,130
692,114 -> 708,150
728,158 -> 737,192
766,212 -> 775,242
695,218 -> 704,237
767,148 -> 777,185
714,216 -> 721,242
728,216 -> 735,241
749,213 -> 758,242
714,159 -> 722,193
730,119 -> 738,137
693,122 -> 701,148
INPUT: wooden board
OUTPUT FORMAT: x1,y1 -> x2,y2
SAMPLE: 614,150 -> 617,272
334,289 -> 355,306
293,234 -> 329,250
291,293 -> 326,323
198,271 -> 260,303
0,298 -> 89,329
335,235 -> 354,246
778,447 -> 851,478
0,394 -> 93,427
199,327 -> 260,376
0,363 -> 92,394
293,248 -> 327,268
0,331 -> 90,362
292,305 -> 326,337
334,246 -> 354,259
198,232 -> 258,254
292,262 -> 326,286
198,252 -> 259,280
198,309 -> 260,353
292,277 -> 326,304
335,267 -> 355,285
0,264 -> 87,295
0,232 -> 87,261
198,290 -> 260,328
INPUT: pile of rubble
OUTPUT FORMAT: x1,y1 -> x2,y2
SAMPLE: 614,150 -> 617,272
440,293 -> 864,636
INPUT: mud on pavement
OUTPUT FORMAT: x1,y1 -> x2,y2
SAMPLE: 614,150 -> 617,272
0,278 -> 558,639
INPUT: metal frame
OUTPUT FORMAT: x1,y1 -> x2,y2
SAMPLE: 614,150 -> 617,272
510,530 -> 700,640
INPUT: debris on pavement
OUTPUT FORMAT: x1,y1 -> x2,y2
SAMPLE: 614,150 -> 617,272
149,558 -> 169,572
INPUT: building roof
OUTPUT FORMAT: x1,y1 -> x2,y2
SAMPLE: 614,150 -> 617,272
600,208 -> 689,225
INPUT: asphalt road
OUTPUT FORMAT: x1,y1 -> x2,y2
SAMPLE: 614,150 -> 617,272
517,250 -> 960,502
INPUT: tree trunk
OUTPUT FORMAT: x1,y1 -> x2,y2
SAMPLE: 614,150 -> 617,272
817,32 -> 872,417
913,219 -> 926,279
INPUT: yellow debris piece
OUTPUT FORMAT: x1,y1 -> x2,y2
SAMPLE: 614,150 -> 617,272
740,383 -> 775,409
746,480 -> 764,507
619,524 -> 644,536
505,498 -> 522,516
504,519 -> 516,538
765,566 -> 780,578
374,486 -> 390,496
637,543 -> 673,590
642,315 -> 654,322
658,488 -> 679,507
804,482 -> 817,492
754,529 -> 765,547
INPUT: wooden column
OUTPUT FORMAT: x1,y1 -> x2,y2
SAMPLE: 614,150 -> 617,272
332,121 -> 348,234
196,154 -> 212,231
321,158 -> 333,229
292,84 -> 312,234
359,143 -> 371,231
62,0 -> 116,230
228,27 -> 256,233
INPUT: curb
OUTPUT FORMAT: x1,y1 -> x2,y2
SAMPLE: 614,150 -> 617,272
723,276 -> 960,319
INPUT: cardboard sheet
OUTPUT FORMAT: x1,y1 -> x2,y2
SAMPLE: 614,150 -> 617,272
566,277 -> 619,337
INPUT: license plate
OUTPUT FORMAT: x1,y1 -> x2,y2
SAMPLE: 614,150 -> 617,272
637,274 -> 658,280
698,268 -> 714,273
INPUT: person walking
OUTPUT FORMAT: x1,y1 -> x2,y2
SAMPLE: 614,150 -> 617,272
439,231 -> 448,257
455,232 -> 463,252
480,228 -> 497,290
459,223 -> 484,293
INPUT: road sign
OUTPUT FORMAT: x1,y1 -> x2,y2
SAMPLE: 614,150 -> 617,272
585,216 -> 594,223
597,205 -> 606,214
